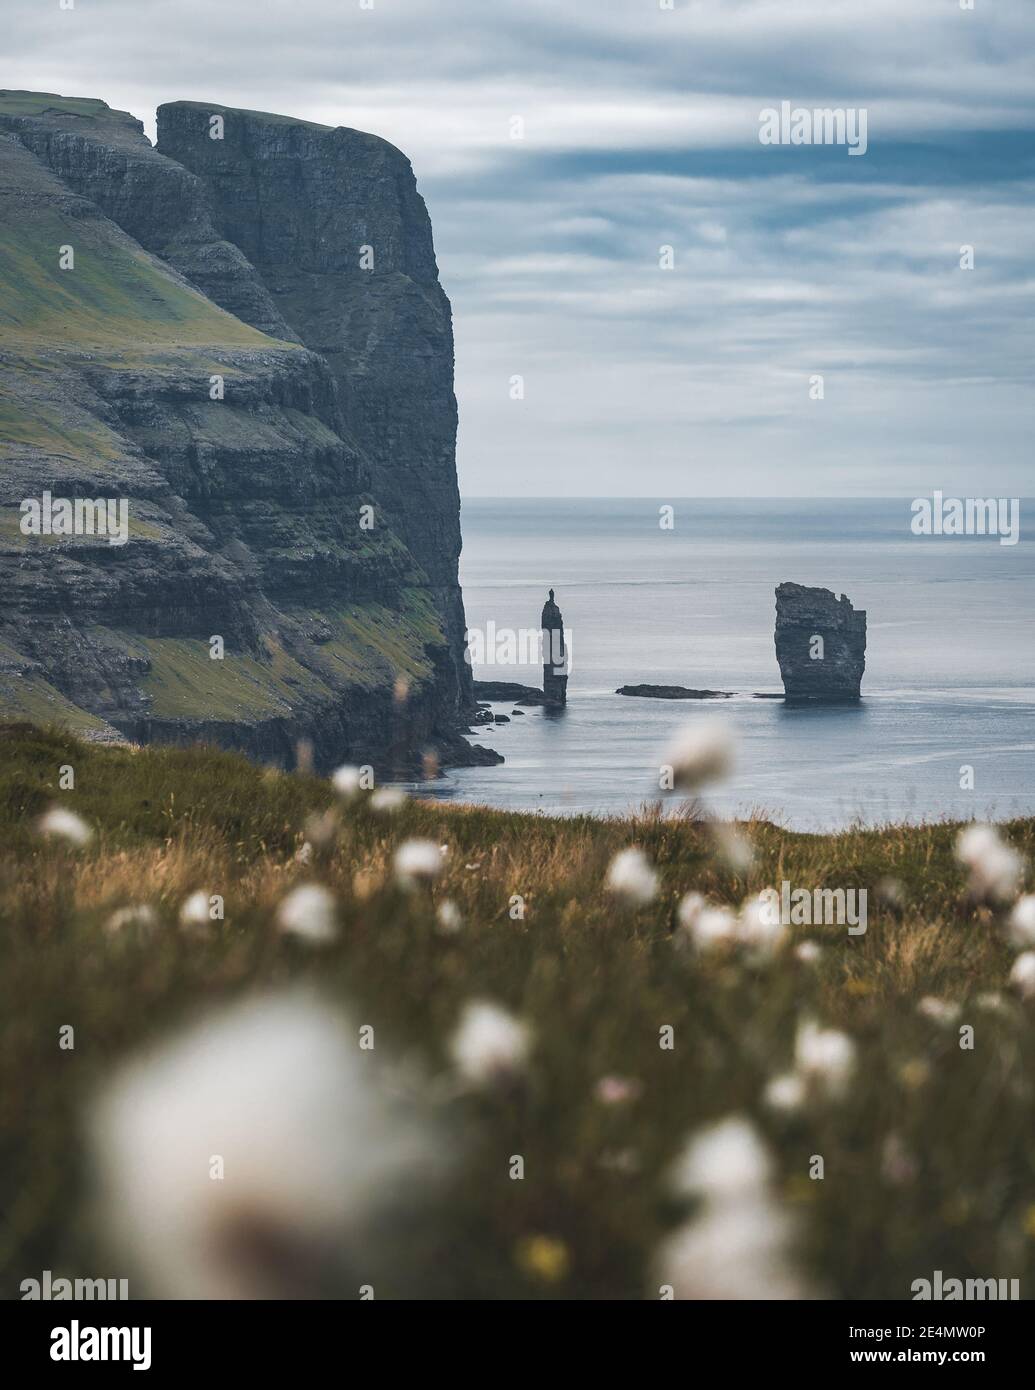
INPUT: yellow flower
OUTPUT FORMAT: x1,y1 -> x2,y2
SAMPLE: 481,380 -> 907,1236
940,1195 -> 970,1227
897,1059 -> 930,1091
515,1235 -> 571,1284
783,1174 -> 817,1205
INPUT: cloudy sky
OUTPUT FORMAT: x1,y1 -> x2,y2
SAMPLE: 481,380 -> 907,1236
5,0 -> 1034,496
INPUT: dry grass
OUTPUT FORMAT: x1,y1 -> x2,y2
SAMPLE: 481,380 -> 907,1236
2,722 -> 1034,1299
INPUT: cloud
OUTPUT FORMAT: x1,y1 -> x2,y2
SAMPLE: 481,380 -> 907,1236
3,0 -> 1033,494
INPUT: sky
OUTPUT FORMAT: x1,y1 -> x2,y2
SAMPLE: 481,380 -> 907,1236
4,0 -> 1034,497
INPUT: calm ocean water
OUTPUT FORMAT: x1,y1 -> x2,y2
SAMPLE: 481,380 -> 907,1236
411,499 -> 1035,831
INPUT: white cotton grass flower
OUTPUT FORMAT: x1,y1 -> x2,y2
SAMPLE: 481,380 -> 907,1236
737,892 -> 787,958
677,893 -> 737,952
670,1116 -> 771,1199
604,847 -> 658,906
104,905 -> 157,938
598,1147 -> 640,1174
655,1191 -> 811,1300
975,990 -> 1007,1014
275,884 -> 338,945
876,877 -> 906,911
1009,951 -> 1035,1000
330,764 -> 365,799
676,891 -> 785,957
179,890 -> 213,930
764,1072 -> 806,1114
662,719 -> 735,793
676,891 -> 705,931
795,941 -> 822,964
658,1115 -> 815,1299
916,996 -> 960,1027
881,1133 -> 919,1188
693,905 -> 740,951
955,823 -> 1024,903
1007,895 -> 1035,950
435,899 -> 462,935
303,808 -> 339,849
794,1020 -> 856,1102
88,991 -> 435,1298
449,1000 -> 531,1087
393,838 -> 444,889
595,1075 -> 643,1106
370,787 -> 406,813
37,806 -> 92,847
710,822 -> 754,874
294,841 -> 314,866
766,1017 -> 855,1113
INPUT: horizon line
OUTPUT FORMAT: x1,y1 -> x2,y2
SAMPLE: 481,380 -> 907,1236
460,494 -> 1034,502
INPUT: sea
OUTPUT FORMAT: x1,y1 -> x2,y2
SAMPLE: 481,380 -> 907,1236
409,498 -> 1035,832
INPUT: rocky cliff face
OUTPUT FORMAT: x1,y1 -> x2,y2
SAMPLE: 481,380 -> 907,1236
774,583 -> 866,701
0,91 -> 480,772
156,101 -> 471,716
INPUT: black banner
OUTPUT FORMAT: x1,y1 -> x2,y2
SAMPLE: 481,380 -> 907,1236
3,1299 -> 1027,1376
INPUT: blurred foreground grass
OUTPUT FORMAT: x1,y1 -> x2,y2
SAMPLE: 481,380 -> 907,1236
2,722 -> 1034,1299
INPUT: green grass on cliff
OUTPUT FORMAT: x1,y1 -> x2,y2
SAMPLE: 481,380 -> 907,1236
0,586 -> 442,735
0,206 -> 273,349
0,129 -> 273,352
0,92 -> 115,121
135,636 -> 301,721
0,504 -> 168,548
161,99 -> 333,132
0,393 -> 127,467
0,674 -> 112,733
314,591 -> 442,688
129,596 -> 441,721
2,724 -> 1034,1300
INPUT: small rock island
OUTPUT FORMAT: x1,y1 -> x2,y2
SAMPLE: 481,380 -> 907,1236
774,583 -> 867,702
616,685 -> 734,700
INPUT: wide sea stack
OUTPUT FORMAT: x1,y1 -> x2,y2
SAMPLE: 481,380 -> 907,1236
774,582 -> 867,702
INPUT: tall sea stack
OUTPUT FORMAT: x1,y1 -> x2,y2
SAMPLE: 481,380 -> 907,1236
541,589 -> 568,707
774,583 -> 866,702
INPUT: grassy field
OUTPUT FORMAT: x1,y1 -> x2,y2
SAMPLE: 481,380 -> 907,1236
2,721 -> 1034,1300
